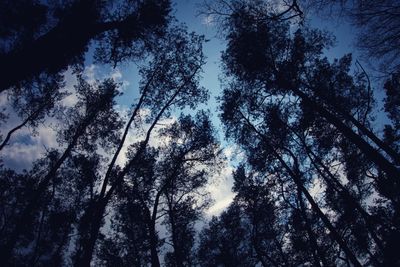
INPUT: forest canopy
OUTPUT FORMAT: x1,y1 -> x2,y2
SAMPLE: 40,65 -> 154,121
0,0 -> 399,266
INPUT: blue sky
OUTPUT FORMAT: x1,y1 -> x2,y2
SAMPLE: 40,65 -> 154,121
0,0 -> 388,216
69,0 -> 391,215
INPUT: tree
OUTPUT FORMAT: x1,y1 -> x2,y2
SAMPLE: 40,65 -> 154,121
0,0 -> 171,92
159,112 -> 222,267
0,77 -> 123,264
72,27 -> 210,266
232,166 -> 294,267
96,112 -> 221,267
302,0 -> 400,73
197,203 -> 258,267
210,1 -> 400,264
218,1 -> 400,177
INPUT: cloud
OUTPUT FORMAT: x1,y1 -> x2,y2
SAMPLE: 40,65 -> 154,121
110,69 -> 122,81
84,64 -> 97,84
205,164 -> 235,217
83,65 -> 130,92
1,123 -> 58,171
111,69 -> 131,92
61,68 -> 79,107
201,14 -> 214,26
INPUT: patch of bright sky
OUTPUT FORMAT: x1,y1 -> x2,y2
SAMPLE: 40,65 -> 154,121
172,0 -> 229,147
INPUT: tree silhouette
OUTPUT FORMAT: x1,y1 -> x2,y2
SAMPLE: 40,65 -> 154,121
72,27 -> 210,266
93,112 -> 221,267
0,77 -> 122,264
207,1 -> 400,265
303,0 -> 400,73
0,0 -> 171,92
197,203 -> 257,267
1,0 -> 399,266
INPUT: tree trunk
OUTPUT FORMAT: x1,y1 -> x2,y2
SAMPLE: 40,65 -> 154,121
74,198 -> 107,267
343,112 -> 400,165
305,144 -> 386,253
297,188 -> 329,267
239,112 -> 363,267
293,87 -> 400,179
166,199 -> 184,267
149,221 -> 161,267
0,124 -> 82,263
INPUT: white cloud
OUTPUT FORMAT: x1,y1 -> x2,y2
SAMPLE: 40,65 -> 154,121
205,164 -> 235,217
1,123 -> 58,171
60,69 -> 79,107
110,69 -> 131,92
84,64 -> 97,84
110,69 -> 122,81
223,144 -> 246,164
83,65 -> 130,91
201,14 -> 214,26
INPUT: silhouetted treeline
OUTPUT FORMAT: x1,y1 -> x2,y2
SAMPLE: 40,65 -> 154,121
0,0 -> 399,266
199,0 -> 400,266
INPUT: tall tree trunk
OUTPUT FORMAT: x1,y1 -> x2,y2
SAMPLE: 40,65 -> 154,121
343,111 -> 400,165
72,62 -> 200,265
294,171 -> 363,267
149,190 -> 162,267
239,112 -> 363,267
73,198 -> 107,267
98,66 -> 157,198
297,188 -> 328,267
0,123 -> 84,263
293,87 -> 400,179
149,221 -> 161,267
305,144 -> 386,253
166,199 -> 184,267
287,117 -> 390,252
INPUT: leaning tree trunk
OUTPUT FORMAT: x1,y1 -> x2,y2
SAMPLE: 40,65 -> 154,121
293,87 -> 400,180
240,113 -> 363,267
297,188 -> 329,267
0,123 -> 85,264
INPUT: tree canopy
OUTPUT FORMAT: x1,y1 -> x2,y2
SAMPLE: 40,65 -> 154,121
0,0 -> 399,266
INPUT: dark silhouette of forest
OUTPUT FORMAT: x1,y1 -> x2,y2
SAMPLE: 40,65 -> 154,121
0,0 -> 399,266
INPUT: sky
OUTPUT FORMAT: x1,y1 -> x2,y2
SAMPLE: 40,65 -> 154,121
0,1 -> 394,263
0,0 -> 387,219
